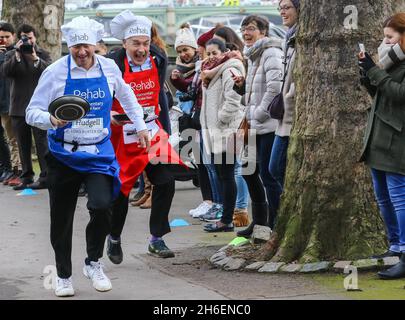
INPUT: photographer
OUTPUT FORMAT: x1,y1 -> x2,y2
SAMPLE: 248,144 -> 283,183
0,24 -> 51,190
0,22 -> 20,184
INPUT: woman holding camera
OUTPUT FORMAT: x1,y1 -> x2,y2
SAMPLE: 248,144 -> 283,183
359,13 -> 405,279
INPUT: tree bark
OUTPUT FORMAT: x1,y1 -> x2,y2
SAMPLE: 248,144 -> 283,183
1,0 -> 65,61
272,0 -> 405,263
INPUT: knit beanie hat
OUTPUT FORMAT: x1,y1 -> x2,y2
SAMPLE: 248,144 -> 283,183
197,27 -> 216,47
175,27 -> 197,50
291,0 -> 300,10
280,0 -> 300,10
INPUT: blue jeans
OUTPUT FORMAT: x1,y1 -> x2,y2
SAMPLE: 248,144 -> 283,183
138,174 -> 145,193
201,139 -> 222,204
371,169 -> 405,252
235,160 -> 249,209
257,132 -> 281,227
176,91 -> 193,114
268,135 -> 289,198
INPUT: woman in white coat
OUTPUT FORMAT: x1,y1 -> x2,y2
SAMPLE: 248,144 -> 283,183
200,39 -> 246,232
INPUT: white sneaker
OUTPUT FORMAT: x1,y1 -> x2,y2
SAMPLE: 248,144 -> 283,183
55,276 -> 75,297
192,202 -> 213,218
83,261 -> 112,292
189,202 -> 207,216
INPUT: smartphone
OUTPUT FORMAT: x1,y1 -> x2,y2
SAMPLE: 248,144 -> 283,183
359,43 -> 366,53
113,114 -> 130,122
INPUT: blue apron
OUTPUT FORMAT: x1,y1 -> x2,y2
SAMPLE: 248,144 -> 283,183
48,55 -> 121,197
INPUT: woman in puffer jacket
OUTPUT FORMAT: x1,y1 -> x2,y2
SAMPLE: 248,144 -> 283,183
233,15 -> 284,236
268,0 -> 299,229
200,39 -> 246,232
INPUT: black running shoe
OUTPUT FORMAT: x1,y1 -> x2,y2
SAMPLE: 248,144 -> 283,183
107,235 -> 123,264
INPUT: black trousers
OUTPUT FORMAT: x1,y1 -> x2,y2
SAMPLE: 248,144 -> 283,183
46,153 -> 113,278
111,163 -> 175,239
11,116 -> 48,183
197,162 -> 212,202
213,153 -> 236,225
0,115 -> 11,171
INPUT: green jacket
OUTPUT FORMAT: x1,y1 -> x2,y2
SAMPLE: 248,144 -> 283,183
360,61 -> 405,175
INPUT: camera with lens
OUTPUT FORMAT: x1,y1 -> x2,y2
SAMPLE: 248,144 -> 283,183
18,35 -> 33,54
178,89 -> 197,102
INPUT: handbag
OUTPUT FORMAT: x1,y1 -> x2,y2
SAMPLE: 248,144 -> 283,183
178,107 -> 201,133
267,48 -> 296,120
268,92 -> 284,120
238,117 -> 250,145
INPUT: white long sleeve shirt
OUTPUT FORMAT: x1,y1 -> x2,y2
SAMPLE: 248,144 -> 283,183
26,54 -> 147,133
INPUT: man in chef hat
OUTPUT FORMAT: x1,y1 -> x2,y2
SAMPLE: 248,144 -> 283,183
26,16 -> 149,297
106,10 -> 182,265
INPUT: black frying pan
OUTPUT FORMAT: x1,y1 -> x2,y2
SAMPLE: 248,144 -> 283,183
48,95 -> 90,121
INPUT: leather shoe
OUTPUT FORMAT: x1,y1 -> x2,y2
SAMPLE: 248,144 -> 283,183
130,190 -> 145,205
0,170 -> 13,183
13,183 -> 29,191
140,195 -> 152,209
371,250 -> 401,260
7,176 -> 23,187
27,180 -> 47,190
131,193 -> 150,206
378,253 -> 405,279
204,221 -> 234,233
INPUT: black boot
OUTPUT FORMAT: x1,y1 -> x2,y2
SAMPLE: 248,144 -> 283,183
378,253 -> 405,279
236,202 -> 268,238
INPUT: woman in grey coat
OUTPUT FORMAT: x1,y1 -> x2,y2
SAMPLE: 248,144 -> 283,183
233,15 -> 284,236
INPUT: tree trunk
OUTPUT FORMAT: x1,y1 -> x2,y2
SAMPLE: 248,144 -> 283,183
2,0 -> 65,61
271,0 -> 405,263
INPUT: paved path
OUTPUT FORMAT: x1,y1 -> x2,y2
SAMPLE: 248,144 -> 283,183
0,181 -> 346,300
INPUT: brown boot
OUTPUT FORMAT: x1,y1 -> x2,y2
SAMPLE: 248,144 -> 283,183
131,192 -> 150,207
233,208 -> 250,227
140,189 -> 152,209
130,190 -> 145,206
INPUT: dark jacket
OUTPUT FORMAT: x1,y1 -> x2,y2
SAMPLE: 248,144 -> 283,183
107,44 -> 171,134
0,45 -> 51,117
360,61 -> 405,175
0,45 -> 14,114
171,70 -> 203,111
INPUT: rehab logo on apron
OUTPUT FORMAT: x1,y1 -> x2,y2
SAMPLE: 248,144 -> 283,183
111,56 -> 183,197
48,55 -> 121,197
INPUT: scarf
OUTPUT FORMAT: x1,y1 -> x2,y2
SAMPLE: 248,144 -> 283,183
200,51 -> 244,87
201,55 -> 229,87
378,41 -> 405,70
285,24 -> 298,48
243,37 -> 282,61
176,55 -> 198,79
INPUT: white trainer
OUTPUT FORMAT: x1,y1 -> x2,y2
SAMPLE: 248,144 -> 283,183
189,202 -> 206,216
190,201 -> 212,218
192,202 -> 213,218
83,261 -> 112,292
55,276 -> 74,297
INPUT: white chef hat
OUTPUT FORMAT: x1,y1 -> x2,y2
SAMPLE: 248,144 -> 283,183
110,10 -> 152,40
61,16 -> 104,48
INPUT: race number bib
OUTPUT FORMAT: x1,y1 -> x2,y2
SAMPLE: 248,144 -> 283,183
63,117 -> 108,153
123,120 -> 159,145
